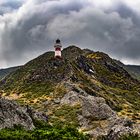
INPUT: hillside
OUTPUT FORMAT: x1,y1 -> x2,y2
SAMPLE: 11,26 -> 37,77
114,60 -> 140,81
0,66 -> 20,80
0,46 -> 140,139
125,65 -> 140,81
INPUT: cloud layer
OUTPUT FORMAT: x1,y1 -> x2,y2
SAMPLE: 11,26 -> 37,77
0,0 -> 140,67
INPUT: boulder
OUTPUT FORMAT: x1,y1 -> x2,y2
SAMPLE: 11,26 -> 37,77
81,96 -> 116,120
0,98 -> 47,130
53,98 -> 61,104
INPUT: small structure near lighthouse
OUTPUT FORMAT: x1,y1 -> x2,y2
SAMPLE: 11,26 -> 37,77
54,39 -> 62,58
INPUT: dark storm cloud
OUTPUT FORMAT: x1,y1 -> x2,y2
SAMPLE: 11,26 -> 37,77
103,2 -> 140,63
0,0 -> 140,67
0,0 -> 89,67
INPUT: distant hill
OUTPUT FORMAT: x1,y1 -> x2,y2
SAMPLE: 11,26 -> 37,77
114,60 -> 140,81
0,46 -> 140,138
0,66 -> 20,80
124,65 -> 140,81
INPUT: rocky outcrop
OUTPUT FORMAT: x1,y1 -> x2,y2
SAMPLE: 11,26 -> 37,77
61,91 -> 81,106
76,56 -> 95,74
60,83 -> 140,139
0,98 -> 47,130
81,96 -> 116,120
61,84 -> 116,121
104,117 -> 137,140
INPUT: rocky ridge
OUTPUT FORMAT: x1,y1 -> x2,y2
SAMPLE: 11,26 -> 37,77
0,46 -> 140,139
55,82 -> 139,139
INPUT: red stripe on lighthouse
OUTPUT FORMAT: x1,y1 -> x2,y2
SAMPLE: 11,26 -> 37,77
55,48 -> 61,51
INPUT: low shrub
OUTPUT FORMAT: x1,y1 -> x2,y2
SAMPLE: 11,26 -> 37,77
0,120 -> 89,140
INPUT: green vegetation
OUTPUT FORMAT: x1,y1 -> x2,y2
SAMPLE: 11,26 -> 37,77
50,105 -> 81,127
0,120 -> 89,140
22,82 -> 54,99
98,133 -> 140,140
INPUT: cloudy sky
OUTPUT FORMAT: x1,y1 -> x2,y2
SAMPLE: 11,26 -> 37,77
0,0 -> 140,68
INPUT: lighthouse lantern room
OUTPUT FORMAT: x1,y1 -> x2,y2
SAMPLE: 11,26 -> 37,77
54,39 -> 62,58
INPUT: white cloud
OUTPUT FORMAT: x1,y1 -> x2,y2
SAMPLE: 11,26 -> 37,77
87,0 -> 114,8
122,0 -> 140,13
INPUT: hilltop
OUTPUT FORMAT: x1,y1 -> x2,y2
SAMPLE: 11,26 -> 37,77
0,46 -> 140,139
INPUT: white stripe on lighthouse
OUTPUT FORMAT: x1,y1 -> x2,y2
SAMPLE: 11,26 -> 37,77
55,50 -> 61,57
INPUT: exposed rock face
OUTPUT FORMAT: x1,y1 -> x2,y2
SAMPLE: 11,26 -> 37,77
61,91 -> 81,106
0,98 -> 47,130
60,83 -> 139,139
105,117 -> 134,140
107,124 -> 131,140
77,56 -> 95,74
81,96 -> 116,120
25,105 -> 48,123
61,86 -> 116,121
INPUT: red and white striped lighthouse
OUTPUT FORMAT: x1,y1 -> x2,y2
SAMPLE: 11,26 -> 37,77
54,39 -> 62,58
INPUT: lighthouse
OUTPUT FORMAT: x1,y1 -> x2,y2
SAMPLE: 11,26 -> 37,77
54,39 -> 62,58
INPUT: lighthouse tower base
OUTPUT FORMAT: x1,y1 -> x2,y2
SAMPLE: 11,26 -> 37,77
54,39 -> 62,58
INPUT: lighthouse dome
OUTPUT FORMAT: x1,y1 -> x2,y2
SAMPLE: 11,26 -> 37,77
56,39 -> 61,44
